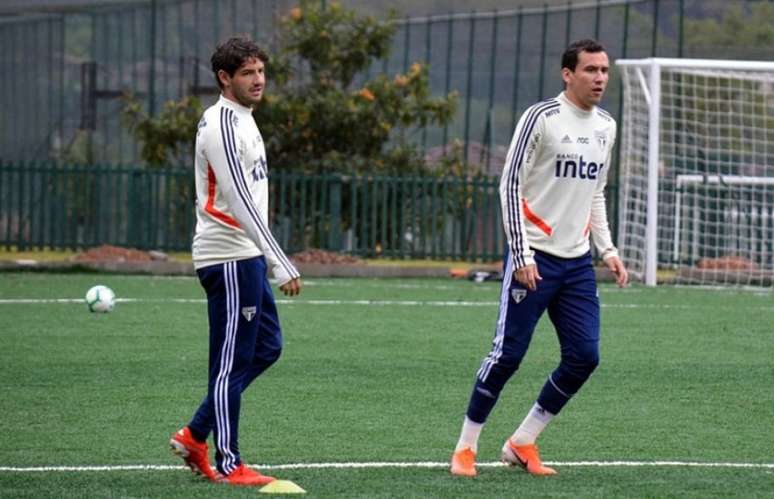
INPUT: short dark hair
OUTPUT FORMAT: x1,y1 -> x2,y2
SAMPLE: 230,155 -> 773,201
561,39 -> 606,71
211,36 -> 269,89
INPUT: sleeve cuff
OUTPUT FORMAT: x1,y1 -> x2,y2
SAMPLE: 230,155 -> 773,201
272,264 -> 300,287
514,254 -> 536,269
601,247 -> 619,260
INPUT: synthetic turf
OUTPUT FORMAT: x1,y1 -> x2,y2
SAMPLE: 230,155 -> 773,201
1,273 -> 772,497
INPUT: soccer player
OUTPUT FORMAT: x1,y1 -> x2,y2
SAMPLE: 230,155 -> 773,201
450,39 -> 628,477
169,36 -> 302,486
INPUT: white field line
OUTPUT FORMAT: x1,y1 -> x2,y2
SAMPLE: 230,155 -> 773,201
1,460 -> 773,473
0,298 -> 772,311
123,276 -> 773,295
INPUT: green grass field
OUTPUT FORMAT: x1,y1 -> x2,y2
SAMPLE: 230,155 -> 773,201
1,272 -> 772,498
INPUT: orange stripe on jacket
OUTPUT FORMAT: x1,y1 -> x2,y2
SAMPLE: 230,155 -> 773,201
205,164 -> 241,228
522,199 -> 553,236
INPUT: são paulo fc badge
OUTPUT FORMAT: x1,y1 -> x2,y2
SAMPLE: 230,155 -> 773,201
594,130 -> 607,150
511,289 -> 527,304
241,306 -> 257,321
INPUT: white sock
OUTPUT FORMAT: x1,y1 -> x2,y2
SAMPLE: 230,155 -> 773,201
511,403 -> 554,445
455,416 -> 483,452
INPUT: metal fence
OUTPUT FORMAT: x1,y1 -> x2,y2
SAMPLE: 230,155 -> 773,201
0,161 -> 504,260
0,161 -> 195,251
2,0 -> 771,167
2,0 -> 771,259
670,179 -> 774,269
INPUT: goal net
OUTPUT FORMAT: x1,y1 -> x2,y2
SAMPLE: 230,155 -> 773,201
616,58 -> 774,287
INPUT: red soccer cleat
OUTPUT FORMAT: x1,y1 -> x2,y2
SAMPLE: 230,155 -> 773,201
501,440 -> 557,475
218,463 -> 275,486
450,447 -> 477,477
169,426 -> 218,481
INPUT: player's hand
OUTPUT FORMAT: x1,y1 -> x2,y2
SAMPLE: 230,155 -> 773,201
279,277 -> 302,296
605,256 -> 628,288
514,263 -> 542,291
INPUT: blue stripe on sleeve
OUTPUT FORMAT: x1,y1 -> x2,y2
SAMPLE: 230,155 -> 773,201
219,108 -> 297,278
221,109 -> 297,277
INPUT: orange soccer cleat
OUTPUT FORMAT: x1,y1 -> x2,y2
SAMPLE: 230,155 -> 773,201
218,463 -> 276,486
501,440 -> 557,476
450,447 -> 477,477
169,426 -> 218,481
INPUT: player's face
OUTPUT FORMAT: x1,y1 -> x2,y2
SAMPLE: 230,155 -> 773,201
220,57 -> 265,108
562,50 -> 609,110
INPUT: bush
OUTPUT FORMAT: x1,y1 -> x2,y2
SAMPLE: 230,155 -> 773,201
121,95 -> 203,167
255,2 -> 458,175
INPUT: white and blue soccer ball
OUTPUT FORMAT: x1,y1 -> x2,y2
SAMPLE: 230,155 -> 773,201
85,285 -> 116,313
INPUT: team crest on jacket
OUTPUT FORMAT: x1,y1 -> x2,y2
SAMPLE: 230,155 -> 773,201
241,306 -> 257,321
238,138 -> 247,161
594,130 -> 607,151
511,288 -> 527,304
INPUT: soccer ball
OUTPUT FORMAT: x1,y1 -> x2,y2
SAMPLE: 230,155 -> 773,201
85,285 -> 116,313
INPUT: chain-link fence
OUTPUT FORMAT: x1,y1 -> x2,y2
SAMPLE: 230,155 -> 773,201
1,0 -> 771,167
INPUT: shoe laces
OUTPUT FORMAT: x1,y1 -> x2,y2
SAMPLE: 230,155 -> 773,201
456,448 -> 476,466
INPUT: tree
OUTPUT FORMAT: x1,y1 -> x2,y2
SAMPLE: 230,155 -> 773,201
684,2 -> 774,59
255,1 -> 457,174
122,2 -> 459,174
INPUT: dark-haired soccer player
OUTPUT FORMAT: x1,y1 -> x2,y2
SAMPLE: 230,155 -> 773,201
451,39 -> 628,477
169,36 -> 301,486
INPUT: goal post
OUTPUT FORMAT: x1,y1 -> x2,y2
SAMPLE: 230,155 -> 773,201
615,57 -> 774,287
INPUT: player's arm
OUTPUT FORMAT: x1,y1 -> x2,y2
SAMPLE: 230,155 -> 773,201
203,111 -> 302,294
499,105 -> 547,290
590,124 -> 628,287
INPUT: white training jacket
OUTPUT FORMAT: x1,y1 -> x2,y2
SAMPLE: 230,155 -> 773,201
500,91 -> 619,269
192,95 -> 299,285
